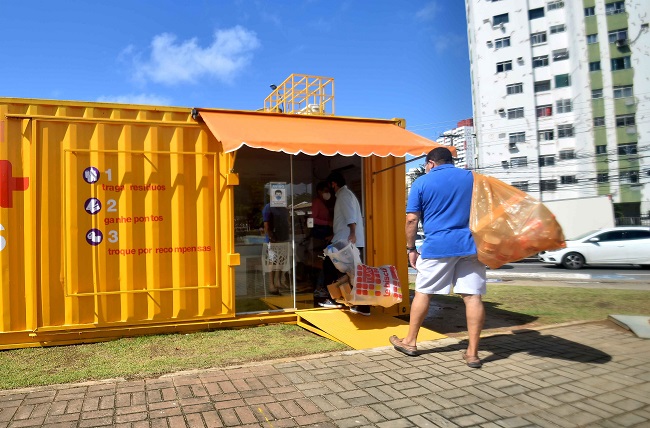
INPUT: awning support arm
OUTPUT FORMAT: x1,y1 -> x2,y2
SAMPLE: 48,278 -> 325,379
371,155 -> 425,175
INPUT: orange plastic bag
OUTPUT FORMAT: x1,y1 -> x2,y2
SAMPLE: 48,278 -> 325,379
470,173 -> 565,269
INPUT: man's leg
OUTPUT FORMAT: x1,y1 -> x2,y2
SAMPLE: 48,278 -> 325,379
401,291 -> 431,347
461,294 -> 485,357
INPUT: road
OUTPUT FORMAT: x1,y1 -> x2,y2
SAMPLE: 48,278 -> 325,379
408,260 -> 650,290
492,260 -> 650,282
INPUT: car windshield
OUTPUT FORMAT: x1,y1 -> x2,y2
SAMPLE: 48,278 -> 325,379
567,230 -> 599,241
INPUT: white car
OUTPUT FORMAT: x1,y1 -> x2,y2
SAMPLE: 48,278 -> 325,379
415,232 -> 425,252
538,227 -> 650,269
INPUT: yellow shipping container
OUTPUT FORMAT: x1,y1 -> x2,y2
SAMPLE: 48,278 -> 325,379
0,97 -> 447,349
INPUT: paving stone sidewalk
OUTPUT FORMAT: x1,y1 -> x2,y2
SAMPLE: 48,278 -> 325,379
1,321 -> 649,427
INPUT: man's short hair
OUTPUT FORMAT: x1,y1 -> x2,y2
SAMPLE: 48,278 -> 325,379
426,147 -> 454,164
326,171 -> 346,187
275,190 -> 282,195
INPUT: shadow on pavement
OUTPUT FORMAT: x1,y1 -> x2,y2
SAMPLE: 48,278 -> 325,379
398,293 -> 539,335
416,327 -> 612,364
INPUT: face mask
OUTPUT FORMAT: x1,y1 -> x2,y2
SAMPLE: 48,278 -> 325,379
322,192 -> 331,201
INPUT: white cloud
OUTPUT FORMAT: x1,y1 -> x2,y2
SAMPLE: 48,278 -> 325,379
128,26 -> 260,85
433,33 -> 465,54
416,1 -> 439,21
96,93 -> 172,106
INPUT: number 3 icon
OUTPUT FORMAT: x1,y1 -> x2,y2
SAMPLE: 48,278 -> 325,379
0,224 -> 6,252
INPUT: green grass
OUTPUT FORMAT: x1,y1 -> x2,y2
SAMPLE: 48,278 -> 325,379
483,284 -> 650,324
0,324 -> 347,390
0,284 -> 648,389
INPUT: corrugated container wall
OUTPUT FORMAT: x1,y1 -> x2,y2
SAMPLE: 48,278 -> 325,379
0,98 -> 236,349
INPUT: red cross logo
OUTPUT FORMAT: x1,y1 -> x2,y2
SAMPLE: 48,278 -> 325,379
0,160 -> 29,208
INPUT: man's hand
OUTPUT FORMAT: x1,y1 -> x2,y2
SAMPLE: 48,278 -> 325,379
348,232 -> 356,244
408,251 -> 419,269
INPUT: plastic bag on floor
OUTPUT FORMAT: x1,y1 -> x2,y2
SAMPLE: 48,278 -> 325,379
470,172 -> 565,269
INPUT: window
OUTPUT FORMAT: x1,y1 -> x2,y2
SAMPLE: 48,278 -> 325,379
615,114 -> 635,127
534,80 -> 551,92
533,55 -> 549,68
608,29 -> 628,44
625,230 -> 650,240
597,172 -> 609,183
558,124 -> 574,138
531,32 -> 547,45
495,37 -> 511,48
559,149 -> 575,160
614,85 -> 633,98
555,74 -> 571,88
550,24 -> 566,34
585,7 -> 595,17
529,8 -> 545,19
618,143 -> 637,155
556,99 -> 572,113
586,34 -> 598,44
536,105 -> 553,117
561,176 -> 577,184
538,129 -> 554,141
594,116 -> 605,127
592,89 -> 603,99
509,132 -> 526,143
506,83 -> 523,95
493,13 -> 509,26
596,145 -> 607,155
539,155 -> 555,167
512,181 -> 529,191
605,1 -> 625,15
540,180 -> 557,191
611,56 -> 632,71
620,171 -> 639,184
597,231 -> 626,242
507,107 -> 524,119
510,156 -> 528,167
548,1 -> 564,11
496,61 -> 512,73
589,61 -> 601,71
553,49 -> 569,61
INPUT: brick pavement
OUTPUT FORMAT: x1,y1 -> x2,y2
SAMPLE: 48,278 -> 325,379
0,321 -> 649,427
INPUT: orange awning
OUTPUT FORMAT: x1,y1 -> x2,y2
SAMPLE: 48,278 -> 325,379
197,109 -> 456,157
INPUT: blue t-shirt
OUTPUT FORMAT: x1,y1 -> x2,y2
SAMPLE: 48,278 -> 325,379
406,164 -> 476,258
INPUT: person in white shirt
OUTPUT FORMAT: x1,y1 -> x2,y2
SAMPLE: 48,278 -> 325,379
320,171 -> 370,316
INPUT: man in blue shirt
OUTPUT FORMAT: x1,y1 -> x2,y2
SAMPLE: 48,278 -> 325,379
390,147 -> 486,368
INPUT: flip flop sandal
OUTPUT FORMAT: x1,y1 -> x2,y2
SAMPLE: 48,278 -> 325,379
389,335 -> 418,357
462,352 -> 482,368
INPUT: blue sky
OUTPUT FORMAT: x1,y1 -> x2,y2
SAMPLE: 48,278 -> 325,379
1,0 -> 471,142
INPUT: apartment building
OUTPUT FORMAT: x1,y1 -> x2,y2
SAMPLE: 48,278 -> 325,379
437,118 -> 477,170
465,0 -> 650,218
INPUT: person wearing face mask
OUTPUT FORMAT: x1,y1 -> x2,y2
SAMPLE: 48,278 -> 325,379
389,147 -> 486,368
320,171 -> 369,316
310,182 -> 334,306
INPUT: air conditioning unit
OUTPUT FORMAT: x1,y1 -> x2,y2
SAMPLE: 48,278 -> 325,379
626,126 -> 637,134
509,142 -> 517,150
487,40 -> 493,47
616,38 -> 628,47
501,160 -> 510,167
483,18 -> 491,24
625,97 -> 635,106
498,133 -> 506,138
497,108 -> 506,115
517,57 -> 524,64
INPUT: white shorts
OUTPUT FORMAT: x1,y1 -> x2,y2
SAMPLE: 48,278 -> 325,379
415,255 -> 486,295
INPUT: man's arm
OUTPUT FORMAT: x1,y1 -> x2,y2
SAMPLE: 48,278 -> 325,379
347,222 -> 357,244
406,212 -> 420,267
405,213 -> 420,248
